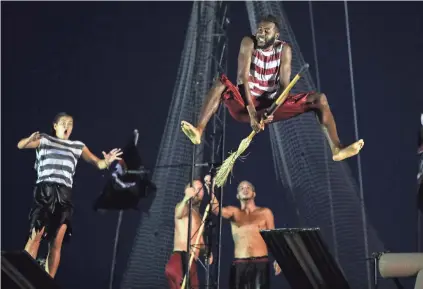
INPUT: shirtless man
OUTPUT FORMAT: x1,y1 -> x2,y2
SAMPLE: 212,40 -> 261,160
165,179 -> 210,289
181,14 -> 363,162
205,176 -> 281,289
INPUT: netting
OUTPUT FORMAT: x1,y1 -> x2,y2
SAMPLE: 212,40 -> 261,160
120,2 -> 219,288
246,2 -> 394,289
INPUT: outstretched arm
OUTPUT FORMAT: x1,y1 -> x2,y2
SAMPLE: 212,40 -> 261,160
206,186 -> 237,219
279,44 -> 292,91
81,147 -> 122,170
17,132 -> 41,149
204,175 -> 236,219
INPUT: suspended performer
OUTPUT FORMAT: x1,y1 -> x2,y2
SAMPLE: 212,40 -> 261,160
181,14 -> 363,162
165,179 -> 213,289
17,112 -> 123,278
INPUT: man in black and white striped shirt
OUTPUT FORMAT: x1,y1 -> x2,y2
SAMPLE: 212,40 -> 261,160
35,134 -> 85,188
17,112 -> 123,278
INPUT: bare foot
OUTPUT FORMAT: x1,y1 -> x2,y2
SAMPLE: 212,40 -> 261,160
181,121 -> 201,145
332,139 -> 364,161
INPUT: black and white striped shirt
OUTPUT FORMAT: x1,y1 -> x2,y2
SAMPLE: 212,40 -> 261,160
35,134 -> 85,188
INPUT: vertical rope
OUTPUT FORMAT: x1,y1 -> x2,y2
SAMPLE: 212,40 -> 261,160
343,2 -> 370,289
309,1 -> 339,261
308,1 -> 321,92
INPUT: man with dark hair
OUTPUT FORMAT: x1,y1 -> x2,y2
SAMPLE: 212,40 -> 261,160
17,112 -> 122,278
165,179 -> 212,289
181,15 -> 363,161
259,14 -> 280,31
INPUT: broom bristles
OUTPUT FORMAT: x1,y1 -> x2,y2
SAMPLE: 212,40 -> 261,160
215,137 -> 253,187
215,152 -> 237,187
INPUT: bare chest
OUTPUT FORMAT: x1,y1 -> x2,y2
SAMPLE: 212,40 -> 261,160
232,212 -> 267,231
176,211 -> 202,232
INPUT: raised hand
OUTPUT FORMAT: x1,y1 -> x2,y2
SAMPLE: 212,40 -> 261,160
204,174 -> 217,195
184,186 -> 197,199
102,148 -> 123,165
28,131 -> 41,142
204,174 -> 211,186
204,175 -> 212,193
247,105 -> 263,132
250,115 -> 263,132
262,114 -> 274,125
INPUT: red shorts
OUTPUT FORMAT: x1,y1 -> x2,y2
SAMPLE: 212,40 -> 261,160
220,74 -> 315,123
165,251 -> 199,289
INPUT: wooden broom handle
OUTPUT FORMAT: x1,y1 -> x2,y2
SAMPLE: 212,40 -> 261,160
264,63 -> 310,117
180,204 -> 211,289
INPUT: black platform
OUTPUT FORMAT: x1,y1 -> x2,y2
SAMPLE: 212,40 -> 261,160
260,228 -> 350,289
1,250 -> 61,289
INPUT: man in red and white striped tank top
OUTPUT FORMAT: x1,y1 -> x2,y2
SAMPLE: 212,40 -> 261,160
248,37 -> 284,100
181,15 -> 363,162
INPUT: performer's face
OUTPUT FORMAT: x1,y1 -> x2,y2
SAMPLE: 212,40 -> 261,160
256,21 -> 279,49
54,116 -> 74,140
237,181 -> 256,201
192,180 -> 204,204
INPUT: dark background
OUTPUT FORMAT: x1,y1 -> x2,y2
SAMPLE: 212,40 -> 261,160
2,1 -> 423,288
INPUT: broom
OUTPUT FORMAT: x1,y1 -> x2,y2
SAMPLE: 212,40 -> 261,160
180,203 -> 211,289
214,63 -> 310,188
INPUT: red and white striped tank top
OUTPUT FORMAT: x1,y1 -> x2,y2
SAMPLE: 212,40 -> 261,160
248,38 -> 285,99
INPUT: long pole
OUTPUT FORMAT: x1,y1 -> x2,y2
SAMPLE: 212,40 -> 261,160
108,129 -> 140,289
108,210 -> 123,289
216,6 -> 228,288
185,199 -> 193,289
344,2 -> 370,289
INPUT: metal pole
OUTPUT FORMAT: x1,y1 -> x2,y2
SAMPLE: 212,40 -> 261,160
216,10 -> 228,289
373,255 -> 378,289
109,210 -> 123,289
108,130 -> 139,289
204,171 -> 215,288
418,199 -> 422,252
418,150 -> 422,251
206,3 -> 217,280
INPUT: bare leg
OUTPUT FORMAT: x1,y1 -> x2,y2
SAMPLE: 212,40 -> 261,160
181,80 -> 226,144
24,227 -> 45,259
45,224 -> 67,278
308,93 -> 364,161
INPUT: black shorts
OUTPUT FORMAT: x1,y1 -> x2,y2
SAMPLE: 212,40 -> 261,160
229,256 -> 270,289
28,182 -> 73,242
